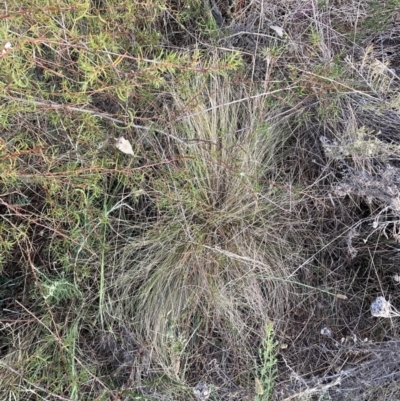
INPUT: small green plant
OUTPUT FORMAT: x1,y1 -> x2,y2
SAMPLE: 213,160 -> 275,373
254,322 -> 278,401
41,276 -> 81,304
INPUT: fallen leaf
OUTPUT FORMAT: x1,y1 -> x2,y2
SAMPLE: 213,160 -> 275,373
115,137 -> 134,156
270,25 -> 284,37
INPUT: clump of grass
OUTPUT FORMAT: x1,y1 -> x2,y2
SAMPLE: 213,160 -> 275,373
106,74 -> 304,393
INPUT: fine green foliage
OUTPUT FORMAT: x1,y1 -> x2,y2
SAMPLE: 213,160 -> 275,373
254,322 -> 278,401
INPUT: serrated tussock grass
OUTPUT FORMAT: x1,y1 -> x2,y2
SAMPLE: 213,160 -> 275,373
107,75 -> 303,379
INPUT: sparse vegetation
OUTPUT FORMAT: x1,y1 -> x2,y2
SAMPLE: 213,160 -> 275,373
2,1 -> 400,400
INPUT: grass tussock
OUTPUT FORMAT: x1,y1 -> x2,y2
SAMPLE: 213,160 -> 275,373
109,75 -> 301,377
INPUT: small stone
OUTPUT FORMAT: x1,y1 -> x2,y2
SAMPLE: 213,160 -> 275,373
320,327 -> 332,337
371,296 -> 391,317
193,382 -> 210,401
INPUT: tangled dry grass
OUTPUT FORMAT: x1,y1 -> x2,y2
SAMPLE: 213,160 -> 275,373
2,0 -> 400,400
